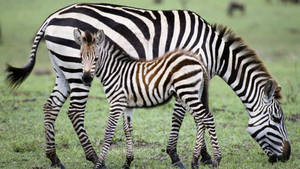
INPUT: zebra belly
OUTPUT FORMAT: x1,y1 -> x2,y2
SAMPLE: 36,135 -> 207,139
126,83 -> 174,108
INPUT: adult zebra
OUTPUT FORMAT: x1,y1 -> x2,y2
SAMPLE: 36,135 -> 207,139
5,3 -> 290,169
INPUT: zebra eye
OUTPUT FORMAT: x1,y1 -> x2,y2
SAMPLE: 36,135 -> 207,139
270,114 -> 281,123
270,107 -> 282,123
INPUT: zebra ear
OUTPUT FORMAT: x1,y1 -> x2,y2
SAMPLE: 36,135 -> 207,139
264,79 -> 276,102
73,28 -> 82,45
96,29 -> 105,45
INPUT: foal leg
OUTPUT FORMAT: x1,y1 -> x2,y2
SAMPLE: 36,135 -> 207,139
202,113 -> 222,168
167,100 -> 212,169
191,119 -> 205,169
94,102 -> 125,169
191,118 -> 212,168
182,94 -> 220,168
67,83 -> 98,164
166,100 -> 186,168
191,105 -> 222,168
123,108 -> 134,169
199,141 -> 212,165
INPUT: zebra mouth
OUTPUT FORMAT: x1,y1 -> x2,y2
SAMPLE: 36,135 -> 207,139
268,154 -> 278,163
268,140 -> 291,163
82,72 -> 93,85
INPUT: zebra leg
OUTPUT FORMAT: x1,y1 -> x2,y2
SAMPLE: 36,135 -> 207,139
183,97 -> 220,168
166,100 -> 186,169
192,121 -> 212,166
199,130 -> 212,165
191,118 -> 212,168
94,106 -> 124,169
191,119 -> 205,169
202,113 -> 222,168
167,100 -> 212,168
123,108 -> 134,169
43,71 -> 70,169
67,84 -> 98,164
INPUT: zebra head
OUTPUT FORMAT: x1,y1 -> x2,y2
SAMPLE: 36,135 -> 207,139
247,79 -> 290,163
73,29 -> 105,85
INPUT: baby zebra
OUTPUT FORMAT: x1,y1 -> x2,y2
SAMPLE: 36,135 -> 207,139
74,29 -> 221,169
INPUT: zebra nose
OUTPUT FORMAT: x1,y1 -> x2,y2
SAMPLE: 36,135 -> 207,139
269,140 -> 291,163
82,72 -> 93,85
280,140 -> 291,162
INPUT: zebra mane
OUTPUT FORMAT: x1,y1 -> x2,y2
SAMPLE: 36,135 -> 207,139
211,24 -> 282,100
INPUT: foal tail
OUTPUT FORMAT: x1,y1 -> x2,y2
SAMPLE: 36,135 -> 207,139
5,20 -> 49,89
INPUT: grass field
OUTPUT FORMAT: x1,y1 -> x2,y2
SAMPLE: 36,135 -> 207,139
0,0 -> 300,169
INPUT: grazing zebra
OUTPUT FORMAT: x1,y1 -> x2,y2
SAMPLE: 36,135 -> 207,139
5,3 -> 290,168
73,28 -> 220,169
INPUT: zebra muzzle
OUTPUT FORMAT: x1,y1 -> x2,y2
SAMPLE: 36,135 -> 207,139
82,72 -> 93,85
268,140 -> 291,163
280,140 -> 291,162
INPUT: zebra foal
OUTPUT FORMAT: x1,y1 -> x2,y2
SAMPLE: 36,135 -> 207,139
73,29 -> 221,169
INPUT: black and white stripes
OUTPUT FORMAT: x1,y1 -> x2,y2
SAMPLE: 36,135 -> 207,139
74,29 -> 220,169
5,3 -> 290,168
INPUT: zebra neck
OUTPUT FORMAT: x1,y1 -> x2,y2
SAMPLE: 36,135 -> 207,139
216,38 -> 271,113
96,40 -> 134,85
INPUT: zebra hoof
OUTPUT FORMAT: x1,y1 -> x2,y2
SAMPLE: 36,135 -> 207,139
173,161 -> 186,169
200,158 -> 213,165
211,160 -> 220,169
123,165 -> 130,169
87,153 -> 99,164
51,162 -> 65,169
93,164 -> 108,169
191,162 -> 199,169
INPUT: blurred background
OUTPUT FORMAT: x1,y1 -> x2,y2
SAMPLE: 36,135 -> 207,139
0,0 -> 299,168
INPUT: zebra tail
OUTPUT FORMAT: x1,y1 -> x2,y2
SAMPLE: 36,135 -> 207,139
5,21 -> 49,89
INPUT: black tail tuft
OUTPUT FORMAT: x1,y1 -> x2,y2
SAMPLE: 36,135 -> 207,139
5,14 -> 48,89
5,61 -> 34,89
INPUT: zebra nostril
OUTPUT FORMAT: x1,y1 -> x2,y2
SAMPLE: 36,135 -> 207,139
82,72 -> 93,84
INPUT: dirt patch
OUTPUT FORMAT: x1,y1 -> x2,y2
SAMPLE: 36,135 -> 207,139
134,140 -> 161,148
286,114 -> 300,123
288,28 -> 300,34
22,98 -> 36,102
32,167 -> 45,169
13,91 -> 30,96
88,95 -> 106,100
147,151 -> 168,161
34,69 -> 51,76
212,108 -> 226,113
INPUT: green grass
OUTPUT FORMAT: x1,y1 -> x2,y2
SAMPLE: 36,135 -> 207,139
0,0 -> 300,168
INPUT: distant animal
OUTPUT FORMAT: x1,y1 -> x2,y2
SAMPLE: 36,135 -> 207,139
154,0 -> 188,9
154,0 -> 162,4
266,0 -> 299,3
0,24 -> 2,44
227,1 -> 245,16
74,28 -> 220,169
288,0 -> 299,3
180,0 -> 188,9
5,3 -> 290,169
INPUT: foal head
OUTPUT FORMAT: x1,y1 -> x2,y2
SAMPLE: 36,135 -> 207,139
73,29 -> 105,85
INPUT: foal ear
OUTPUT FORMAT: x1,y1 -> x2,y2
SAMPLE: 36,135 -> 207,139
73,28 -> 82,45
264,79 -> 276,102
96,29 -> 105,45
